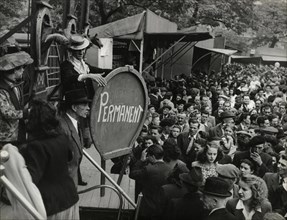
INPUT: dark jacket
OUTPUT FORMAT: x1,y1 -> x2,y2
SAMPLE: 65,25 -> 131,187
206,208 -> 238,220
177,132 -> 206,168
23,134 -> 79,216
263,172 -> 280,208
59,114 -> 83,185
168,192 -> 207,220
60,60 -> 111,97
232,150 -> 273,177
226,198 -> 272,220
159,183 -> 188,219
129,160 -> 172,218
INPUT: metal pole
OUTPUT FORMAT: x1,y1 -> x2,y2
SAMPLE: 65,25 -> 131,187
134,193 -> 143,220
0,175 -> 45,220
83,150 -> 137,208
139,39 -> 144,73
142,36 -> 186,73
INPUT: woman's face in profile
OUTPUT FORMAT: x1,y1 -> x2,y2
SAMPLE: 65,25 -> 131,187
238,181 -> 252,201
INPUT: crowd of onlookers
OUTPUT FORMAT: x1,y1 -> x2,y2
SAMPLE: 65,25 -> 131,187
128,63 -> 287,220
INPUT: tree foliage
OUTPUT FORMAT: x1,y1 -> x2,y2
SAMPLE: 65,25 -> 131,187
252,0 -> 287,48
0,0 -> 27,29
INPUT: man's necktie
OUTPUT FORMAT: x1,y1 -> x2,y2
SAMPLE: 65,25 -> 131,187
186,137 -> 194,154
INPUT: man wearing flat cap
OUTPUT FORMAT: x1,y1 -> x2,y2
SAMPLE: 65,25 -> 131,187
208,111 -> 236,140
0,51 -> 33,145
233,135 -> 273,177
217,164 -> 240,198
59,89 -> 91,186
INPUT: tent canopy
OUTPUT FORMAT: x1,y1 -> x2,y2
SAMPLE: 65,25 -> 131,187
195,45 -> 237,55
89,10 -> 178,40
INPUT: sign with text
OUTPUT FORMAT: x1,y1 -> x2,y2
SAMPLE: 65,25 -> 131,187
90,66 -> 148,160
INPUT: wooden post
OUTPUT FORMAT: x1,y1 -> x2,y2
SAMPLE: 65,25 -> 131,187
100,157 -> 106,197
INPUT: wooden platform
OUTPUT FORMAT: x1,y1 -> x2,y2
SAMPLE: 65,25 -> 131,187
78,147 -> 135,210
0,147 -> 135,220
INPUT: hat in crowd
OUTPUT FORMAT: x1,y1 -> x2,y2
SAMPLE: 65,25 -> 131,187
0,51 -> 33,71
236,130 -> 252,137
261,126 -> 279,135
65,89 -> 91,105
160,118 -> 176,127
216,164 -> 240,180
220,111 -> 235,119
218,95 -> 229,101
177,100 -> 186,106
69,34 -> 90,50
161,87 -> 167,92
201,177 -> 232,198
179,167 -> 203,187
159,104 -> 172,113
248,135 -> 265,148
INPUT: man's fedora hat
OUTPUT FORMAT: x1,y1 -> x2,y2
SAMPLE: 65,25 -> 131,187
179,167 -> 203,187
220,111 -> 235,119
0,51 -> 33,71
201,177 -> 232,197
69,34 -> 90,50
65,89 -> 91,105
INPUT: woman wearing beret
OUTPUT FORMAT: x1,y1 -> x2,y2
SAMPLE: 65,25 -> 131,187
226,174 -> 272,220
23,100 -> 79,219
0,51 -> 33,145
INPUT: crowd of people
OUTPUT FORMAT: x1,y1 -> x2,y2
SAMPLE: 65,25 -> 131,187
1,31 -> 287,220
128,62 -> 287,220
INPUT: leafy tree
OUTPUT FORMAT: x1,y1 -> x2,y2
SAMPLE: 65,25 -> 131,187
252,0 -> 287,48
0,0 -> 28,30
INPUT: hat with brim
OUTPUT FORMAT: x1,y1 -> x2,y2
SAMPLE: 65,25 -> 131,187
179,167 -> 203,187
220,111 -> 235,119
236,130 -> 252,137
0,51 -> 33,71
261,126 -> 278,135
201,177 -> 232,197
69,34 -> 90,50
218,95 -> 229,101
65,89 -> 91,105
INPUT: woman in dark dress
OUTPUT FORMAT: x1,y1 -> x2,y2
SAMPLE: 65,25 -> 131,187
23,99 -> 79,219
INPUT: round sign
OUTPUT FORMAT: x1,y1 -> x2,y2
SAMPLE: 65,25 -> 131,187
90,66 -> 148,160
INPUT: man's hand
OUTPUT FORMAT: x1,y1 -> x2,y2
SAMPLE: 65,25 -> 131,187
250,152 -> 263,166
141,148 -> 147,162
89,74 -> 107,86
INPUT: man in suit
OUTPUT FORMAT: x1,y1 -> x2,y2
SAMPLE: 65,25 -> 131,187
167,167 -> 207,220
233,135 -> 273,177
202,177 -> 237,220
59,89 -> 91,186
177,119 -> 207,169
263,153 -> 287,209
208,111 -> 236,140
129,144 -> 172,220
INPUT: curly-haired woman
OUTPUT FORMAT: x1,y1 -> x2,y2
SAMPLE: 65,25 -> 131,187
22,100 -> 79,219
191,142 -> 223,184
226,174 -> 272,220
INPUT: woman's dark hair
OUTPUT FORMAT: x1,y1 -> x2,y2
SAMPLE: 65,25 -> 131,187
196,142 -> 223,164
240,159 -> 255,172
162,138 -> 181,162
146,144 -> 164,159
26,99 -> 61,138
